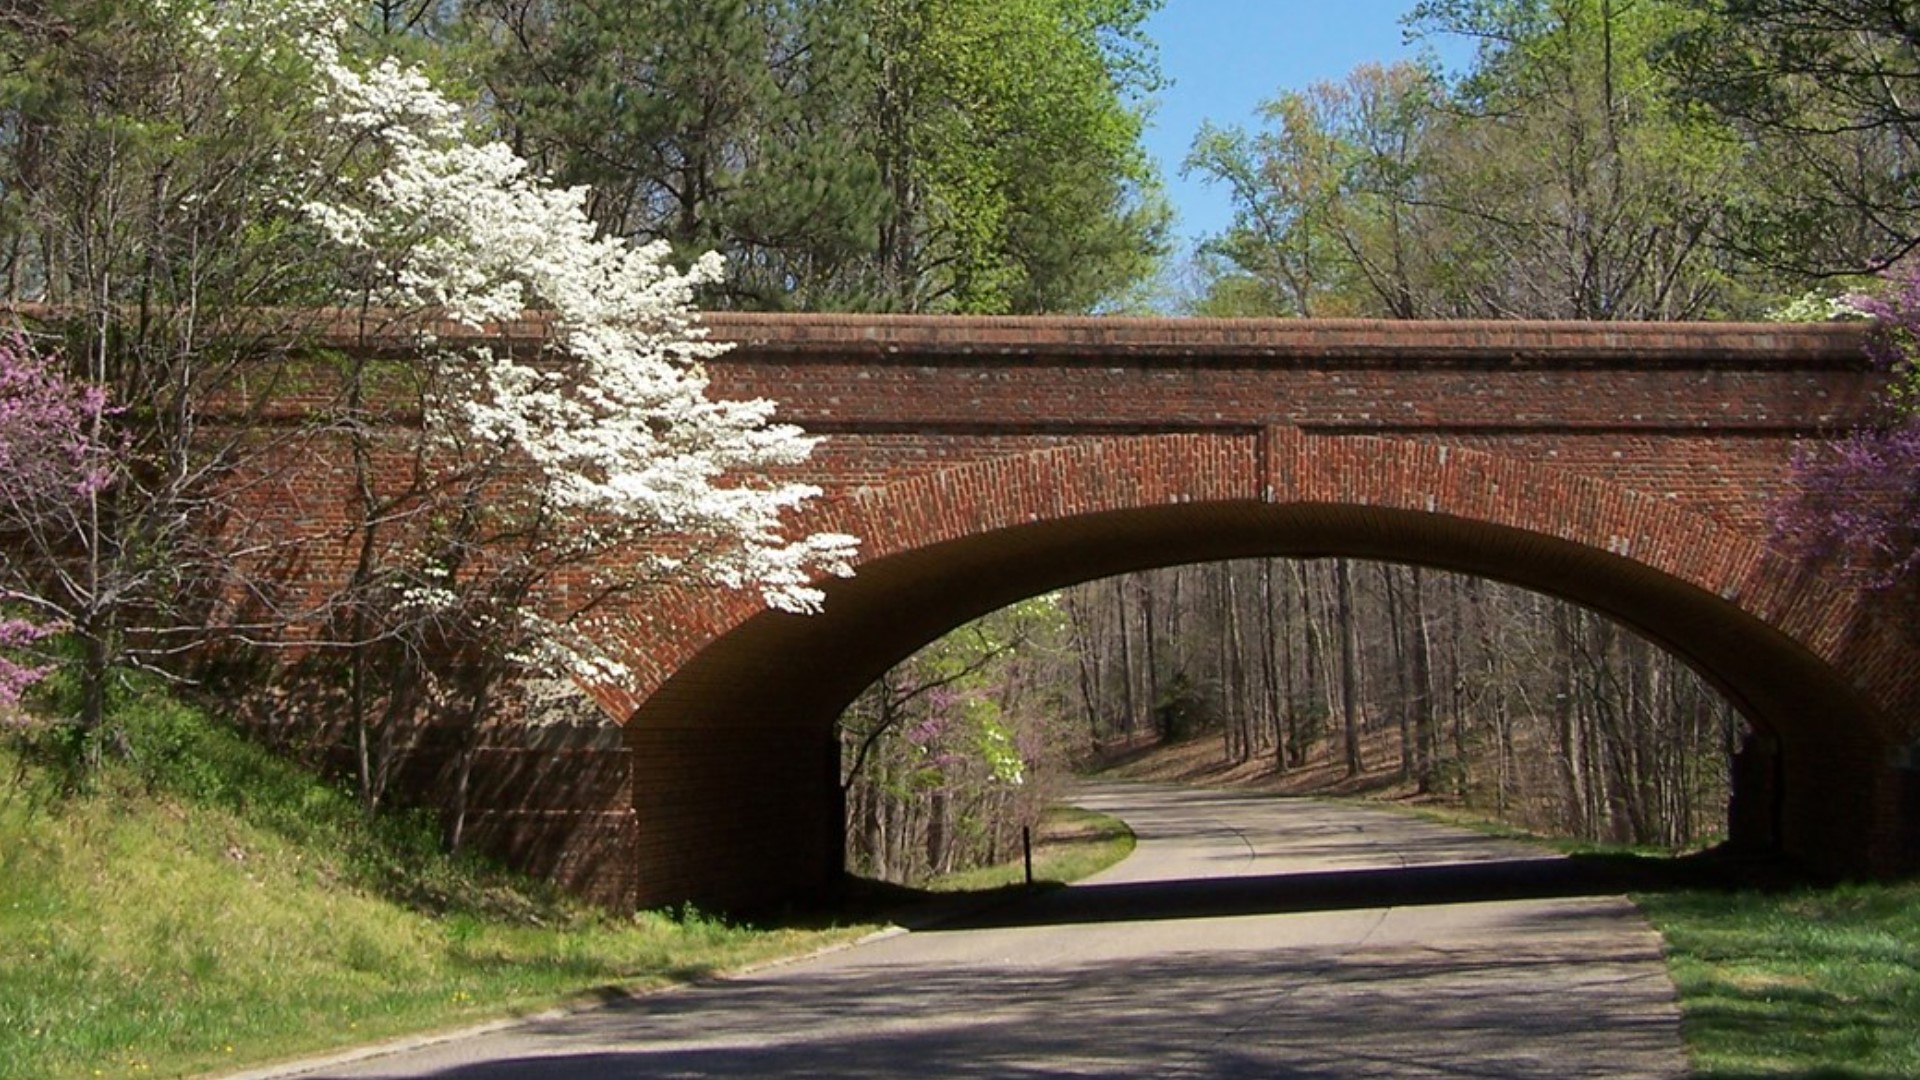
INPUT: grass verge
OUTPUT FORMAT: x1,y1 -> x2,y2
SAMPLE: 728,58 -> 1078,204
1357,793 -> 1920,1075
1637,881 -> 1920,1079
1093,739 -> 1920,1076
0,687 -> 1138,1080
921,805 -> 1136,893
0,689 -> 879,1080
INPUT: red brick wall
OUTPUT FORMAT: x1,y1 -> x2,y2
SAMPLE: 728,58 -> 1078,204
700,315 -> 1879,531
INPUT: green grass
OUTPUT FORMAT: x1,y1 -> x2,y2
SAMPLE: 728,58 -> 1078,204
1637,880 -> 1920,1079
0,687 -> 1138,1080
921,805 -> 1136,893
1093,742 -> 1919,1076
0,690 -> 879,1080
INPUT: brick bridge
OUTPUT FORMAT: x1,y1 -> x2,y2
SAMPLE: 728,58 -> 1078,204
535,313 -> 1914,910
240,313 -> 1913,908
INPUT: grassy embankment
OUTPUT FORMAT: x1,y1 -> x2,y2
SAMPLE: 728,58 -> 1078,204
1640,884 -> 1920,1079
0,689 -> 1133,1080
919,805 -> 1135,894
1408,805 -> 1920,1077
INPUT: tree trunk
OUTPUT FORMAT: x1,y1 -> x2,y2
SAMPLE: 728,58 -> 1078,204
1383,565 -> 1413,779
1261,559 -> 1288,771
1064,594 -> 1104,742
1222,562 -> 1249,763
444,673 -> 495,857
1407,568 -> 1436,793
1335,559 -> 1363,777
1296,560 -> 1329,764
1115,576 -> 1139,738
1141,576 -> 1161,733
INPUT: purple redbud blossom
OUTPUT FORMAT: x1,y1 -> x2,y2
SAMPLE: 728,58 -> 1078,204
0,334 -> 116,706
1774,270 -> 1920,587
907,712 -> 949,747
0,334 -> 115,506
0,617 -> 57,708
1772,416 -> 1920,588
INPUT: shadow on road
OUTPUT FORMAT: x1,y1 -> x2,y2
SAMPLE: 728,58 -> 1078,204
765,844 -> 1800,937
920,850 -> 1794,932
337,934 -> 1686,1079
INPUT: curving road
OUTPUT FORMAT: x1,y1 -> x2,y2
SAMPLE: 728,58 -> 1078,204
260,783 -> 1689,1079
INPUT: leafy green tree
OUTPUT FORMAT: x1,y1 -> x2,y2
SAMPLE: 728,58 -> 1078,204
461,0 -> 1167,313
1411,0 -> 1754,318
864,0 -> 1168,312
1663,0 -> 1920,274
1191,0 -> 1794,319
1186,62 -> 1449,317
840,597 -> 1081,883
461,0 -> 889,309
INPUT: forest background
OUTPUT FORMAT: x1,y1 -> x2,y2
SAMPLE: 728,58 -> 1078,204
3,0 -> 1918,888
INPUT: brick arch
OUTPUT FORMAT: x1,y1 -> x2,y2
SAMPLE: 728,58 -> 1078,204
624,430 -> 1918,908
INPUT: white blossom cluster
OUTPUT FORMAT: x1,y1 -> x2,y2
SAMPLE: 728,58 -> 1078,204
184,0 -> 857,682
1765,290 -> 1874,323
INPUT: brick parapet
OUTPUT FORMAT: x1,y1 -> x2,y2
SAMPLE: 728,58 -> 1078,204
699,312 -> 1869,368
179,308 -> 1859,365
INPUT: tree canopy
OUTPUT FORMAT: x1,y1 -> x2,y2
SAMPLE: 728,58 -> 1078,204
458,0 -> 1169,313
1185,0 -> 1843,318
1662,0 -> 1920,274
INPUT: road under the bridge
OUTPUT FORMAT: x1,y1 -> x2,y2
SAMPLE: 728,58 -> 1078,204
278,783 -> 1688,1079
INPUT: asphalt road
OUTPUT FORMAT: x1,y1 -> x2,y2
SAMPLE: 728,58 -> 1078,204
263,783 -> 1689,1079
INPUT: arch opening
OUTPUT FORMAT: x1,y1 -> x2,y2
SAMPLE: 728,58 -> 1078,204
837,555 -> 1759,889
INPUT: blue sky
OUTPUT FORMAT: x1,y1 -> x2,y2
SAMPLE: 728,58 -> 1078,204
1141,2 -> 1470,248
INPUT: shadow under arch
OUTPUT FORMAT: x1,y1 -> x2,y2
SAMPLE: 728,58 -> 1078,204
623,434 -> 1915,909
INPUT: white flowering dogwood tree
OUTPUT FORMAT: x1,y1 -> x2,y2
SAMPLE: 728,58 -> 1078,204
183,0 -> 856,825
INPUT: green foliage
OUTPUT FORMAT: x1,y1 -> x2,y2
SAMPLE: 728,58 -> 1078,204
462,0 -> 1167,313
459,0 -> 883,308
1186,61 -> 1448,317
1661,0 -> 1920,274
1188,0 -> 1807,318
0,0 -> 346,313
879,0 -> 1168,312
840,596 -> 1086,883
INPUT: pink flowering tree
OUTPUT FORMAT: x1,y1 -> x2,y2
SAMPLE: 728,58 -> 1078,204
839,598 -> 1080,883
0,334 -> 120,714
1772,273 -> 1920,588
0,0 -> 433,771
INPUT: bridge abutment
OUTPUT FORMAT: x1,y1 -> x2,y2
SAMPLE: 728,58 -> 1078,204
628,722 -> 845,911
